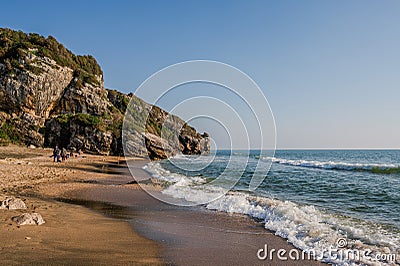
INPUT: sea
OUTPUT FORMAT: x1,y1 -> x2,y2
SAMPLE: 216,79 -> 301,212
143,150 -> 400,265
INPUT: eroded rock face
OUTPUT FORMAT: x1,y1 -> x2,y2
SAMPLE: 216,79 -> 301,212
0,55 -> 73,118
0,49 -> 111,151
0,29 -> 210,159
51,81 -> 109,116
123,101 -> 210,160
12,113 -> 45,147
179,133 -> 210,155
144,133 -> 175,159
45,117 -> 113,155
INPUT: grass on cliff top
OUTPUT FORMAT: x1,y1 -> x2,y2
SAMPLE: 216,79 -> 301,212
0,28 -> 102,86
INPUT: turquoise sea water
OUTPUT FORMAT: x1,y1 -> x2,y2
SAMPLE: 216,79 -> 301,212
144,150 -> 400,265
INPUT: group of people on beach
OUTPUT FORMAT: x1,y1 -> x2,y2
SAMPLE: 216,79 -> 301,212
52,146 -> 82,163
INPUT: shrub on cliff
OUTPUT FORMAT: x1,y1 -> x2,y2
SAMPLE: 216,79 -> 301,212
55,114 -> 102,129
0,28 -> 102,86
0,122 -> 21,145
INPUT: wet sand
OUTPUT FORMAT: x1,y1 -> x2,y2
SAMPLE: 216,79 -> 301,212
0,197 -> 161,265
61,160 -> 325,266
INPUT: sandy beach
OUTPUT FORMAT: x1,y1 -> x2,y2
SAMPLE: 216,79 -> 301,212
0,145 -> 324,265
0,145 -> 161,265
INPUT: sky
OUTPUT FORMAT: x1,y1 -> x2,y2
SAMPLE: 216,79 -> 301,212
2,0 -> 400,149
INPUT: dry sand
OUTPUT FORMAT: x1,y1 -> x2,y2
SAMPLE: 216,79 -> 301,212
0,145 -> 161,265
0,145 -> 325,265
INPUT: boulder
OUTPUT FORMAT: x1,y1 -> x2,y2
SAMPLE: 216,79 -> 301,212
145,133 -> 176,160
12,213 -> 45,225
0,198 -> 27,210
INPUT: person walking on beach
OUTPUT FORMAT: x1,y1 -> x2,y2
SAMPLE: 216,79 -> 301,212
61,147 -> 67,161
53,146 -> 59,162
53,146 -> 61,162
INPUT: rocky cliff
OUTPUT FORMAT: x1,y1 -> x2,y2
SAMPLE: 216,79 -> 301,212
0,28 -> 209,159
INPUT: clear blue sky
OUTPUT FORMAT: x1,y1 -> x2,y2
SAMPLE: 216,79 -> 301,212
2,0 -> 400,149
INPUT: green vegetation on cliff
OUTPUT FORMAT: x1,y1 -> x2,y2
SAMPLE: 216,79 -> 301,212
106,89 -> 131,114
0,122 -> 21,145
55,113 -> 102,128
0,28 -> 102,86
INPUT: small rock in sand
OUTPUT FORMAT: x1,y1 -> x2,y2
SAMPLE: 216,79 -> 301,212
12,213 -> 45,225
0,198 -> 27,210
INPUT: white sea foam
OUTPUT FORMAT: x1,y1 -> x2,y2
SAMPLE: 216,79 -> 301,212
260,157 -> 399,171
143,162 -> 400,266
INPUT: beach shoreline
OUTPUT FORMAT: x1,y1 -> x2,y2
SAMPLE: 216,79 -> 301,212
0,145 -> 324,265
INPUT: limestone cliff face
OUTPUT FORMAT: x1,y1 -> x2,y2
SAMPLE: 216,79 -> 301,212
50,79 -> 109,116
0,55 -> 73,118
0,53 -> 74,147
113,90 -> 210,159
0,28 -> 210,159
